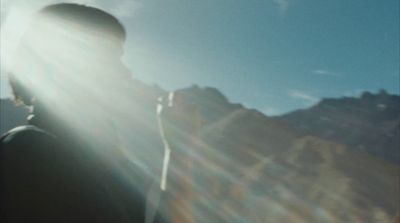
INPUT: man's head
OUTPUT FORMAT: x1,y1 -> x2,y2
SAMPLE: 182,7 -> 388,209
38,3 -> 126,41
9,3 -> 130,106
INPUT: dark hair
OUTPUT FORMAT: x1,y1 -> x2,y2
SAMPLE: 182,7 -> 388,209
39,3 -> 126,41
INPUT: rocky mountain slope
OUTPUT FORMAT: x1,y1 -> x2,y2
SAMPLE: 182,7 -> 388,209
277,90 -> 400,164
160,86 -> 400,222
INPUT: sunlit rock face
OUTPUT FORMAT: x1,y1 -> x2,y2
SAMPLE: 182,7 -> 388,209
1,86 -> 399,223
278,90 -> 400,164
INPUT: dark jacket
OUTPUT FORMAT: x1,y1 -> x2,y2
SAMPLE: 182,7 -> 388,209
0,110 -> 147,222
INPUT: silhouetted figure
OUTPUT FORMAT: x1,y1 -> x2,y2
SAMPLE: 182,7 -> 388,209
0,3 -> 162,223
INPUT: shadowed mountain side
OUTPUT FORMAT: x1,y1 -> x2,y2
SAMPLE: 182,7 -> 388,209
268,136 -> 400,222
277,90 -> 400,164
192,107 -> 399,222
200,108 -> 300,166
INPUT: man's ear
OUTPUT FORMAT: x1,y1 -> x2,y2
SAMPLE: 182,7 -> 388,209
9,73 -> 33,106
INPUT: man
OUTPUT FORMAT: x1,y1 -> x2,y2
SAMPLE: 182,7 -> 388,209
0,3 -> 164,222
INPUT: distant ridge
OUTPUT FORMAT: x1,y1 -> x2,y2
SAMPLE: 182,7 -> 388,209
277,90 -> 400,164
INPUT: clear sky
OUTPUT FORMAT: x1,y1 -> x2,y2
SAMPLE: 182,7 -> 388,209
1,0 -> 399,115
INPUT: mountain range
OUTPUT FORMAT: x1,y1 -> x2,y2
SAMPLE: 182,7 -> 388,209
278,90 -> 400,164
169,86 -> 399,222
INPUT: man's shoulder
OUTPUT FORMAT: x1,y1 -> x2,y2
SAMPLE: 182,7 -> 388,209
0,125 -> 58,149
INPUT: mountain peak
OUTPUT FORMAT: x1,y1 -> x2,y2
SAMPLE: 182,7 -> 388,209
174,85 -> 244,125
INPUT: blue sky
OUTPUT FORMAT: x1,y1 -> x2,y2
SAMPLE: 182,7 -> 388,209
1,0 -> 399,115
